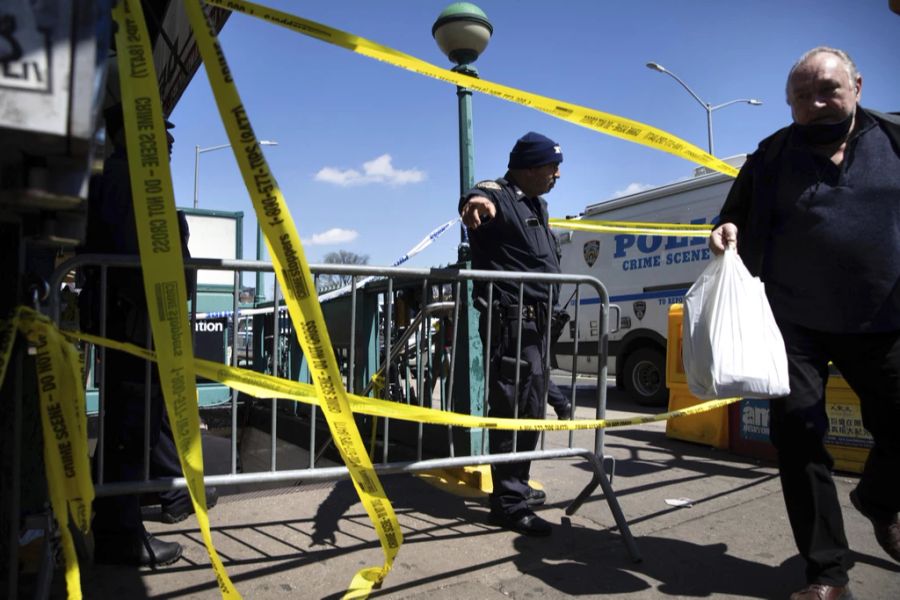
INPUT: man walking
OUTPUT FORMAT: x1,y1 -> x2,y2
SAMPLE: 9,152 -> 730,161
710,47 -> 900,600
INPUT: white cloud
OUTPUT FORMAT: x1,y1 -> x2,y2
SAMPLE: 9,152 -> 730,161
612,182 -> 654,198
302,228 -> 359,246
314,167 -> 362,186
314,154 -> 426,187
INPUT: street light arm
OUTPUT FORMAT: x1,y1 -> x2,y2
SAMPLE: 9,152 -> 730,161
647,62 -> 762,156
709,98 -> 763,112
199,140 -> 278,155
650,64 -> 708,110
197,143 -> 234,155
194,140 -> 279,209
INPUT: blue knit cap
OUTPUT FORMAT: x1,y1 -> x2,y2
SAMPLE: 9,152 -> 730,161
508,131 -> 563,169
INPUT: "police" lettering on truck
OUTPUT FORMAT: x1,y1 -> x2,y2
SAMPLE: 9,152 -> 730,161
613,216 -> 719,272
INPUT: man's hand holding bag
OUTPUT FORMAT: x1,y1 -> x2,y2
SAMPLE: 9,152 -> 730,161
682,248 -> 790,400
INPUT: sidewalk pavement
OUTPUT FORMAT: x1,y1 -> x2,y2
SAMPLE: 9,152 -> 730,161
71,382 -> 899,599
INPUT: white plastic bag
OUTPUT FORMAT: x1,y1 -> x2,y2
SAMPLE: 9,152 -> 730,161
682,248 -> 790,400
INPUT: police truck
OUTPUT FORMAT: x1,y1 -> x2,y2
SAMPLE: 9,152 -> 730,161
554,156 -> 745,406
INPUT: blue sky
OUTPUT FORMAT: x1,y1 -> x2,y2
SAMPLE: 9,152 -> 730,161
169,0 -> 898,278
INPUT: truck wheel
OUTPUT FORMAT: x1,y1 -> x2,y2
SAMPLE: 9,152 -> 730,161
623,347 -> 669,406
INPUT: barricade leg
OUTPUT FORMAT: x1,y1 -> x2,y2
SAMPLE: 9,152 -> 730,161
567,451 -> 641,563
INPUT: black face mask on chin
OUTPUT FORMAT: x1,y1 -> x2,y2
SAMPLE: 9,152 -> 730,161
794,112 -> 854,145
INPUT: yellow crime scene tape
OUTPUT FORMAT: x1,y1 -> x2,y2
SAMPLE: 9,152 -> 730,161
183,1 -> 401,597
0,308 -> 17,385
0,1 -> 742,596
206,0 -> 739,178
1,307 -> 94,600
72,330 -> 741,434
550,218 -> 715,238
112,1 -> 237,596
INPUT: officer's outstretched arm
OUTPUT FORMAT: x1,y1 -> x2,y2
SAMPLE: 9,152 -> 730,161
461,196 -> 496,229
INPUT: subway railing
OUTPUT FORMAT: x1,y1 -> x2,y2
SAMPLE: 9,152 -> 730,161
4,255 -> 639,594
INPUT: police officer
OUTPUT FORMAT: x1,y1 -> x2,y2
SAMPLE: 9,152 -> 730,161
459,131 -> 563,536
79,105 -> 198,566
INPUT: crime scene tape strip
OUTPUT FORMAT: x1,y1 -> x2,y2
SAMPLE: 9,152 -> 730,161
183,2 -> 401,597
111,2 -> 237,596
200,216 -> 459,317
393,217 -> 460,264
317,216 -> 459,303
72,330 -> 742,433
0,307 -> 94,600
0,308 -> 17,385
206,0 -> 739,178
550,218 -> 714,238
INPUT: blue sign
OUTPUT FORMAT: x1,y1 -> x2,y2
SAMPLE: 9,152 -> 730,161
739,398 -> 771,442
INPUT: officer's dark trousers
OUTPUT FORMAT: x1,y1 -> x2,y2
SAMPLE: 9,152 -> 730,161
480,314 -> 547,516
770,319 -> 900,586
91,290 -> 187,536
151,415 -> 191,514
93,375 -> 164,536
546,380 -> 569,417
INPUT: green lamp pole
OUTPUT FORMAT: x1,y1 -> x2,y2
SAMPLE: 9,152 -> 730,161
433,2 -> 493,455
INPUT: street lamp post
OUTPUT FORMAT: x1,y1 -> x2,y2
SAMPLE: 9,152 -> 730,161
433,2 -> 493,259
433,2 -> 492,455
191,140 -> 278,303
646,62 -> 761,156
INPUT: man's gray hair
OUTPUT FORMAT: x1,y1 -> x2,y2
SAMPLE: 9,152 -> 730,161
785,46 -> 860,101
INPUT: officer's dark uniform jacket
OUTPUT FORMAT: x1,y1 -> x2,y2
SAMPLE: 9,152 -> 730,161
459,175 -> 561,311
80,148 -> 195,342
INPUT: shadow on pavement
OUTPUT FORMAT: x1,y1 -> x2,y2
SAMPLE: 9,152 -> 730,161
511,522 -> 806,598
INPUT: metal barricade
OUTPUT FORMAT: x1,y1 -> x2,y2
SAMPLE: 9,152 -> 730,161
44,254 -> 639,562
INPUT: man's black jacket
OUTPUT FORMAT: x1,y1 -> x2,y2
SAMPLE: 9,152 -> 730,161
718,107 -> 900,277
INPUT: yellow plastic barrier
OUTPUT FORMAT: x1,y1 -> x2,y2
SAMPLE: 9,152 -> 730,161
822,376 -> 873,473
664,304 -> 730,449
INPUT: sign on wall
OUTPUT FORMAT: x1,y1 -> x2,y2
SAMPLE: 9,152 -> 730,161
184,211 -> 240,288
